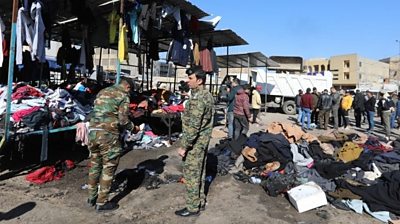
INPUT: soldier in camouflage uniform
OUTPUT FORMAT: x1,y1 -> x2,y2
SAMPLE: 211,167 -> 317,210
175,67 -> 214,217
87,78 -> 133,212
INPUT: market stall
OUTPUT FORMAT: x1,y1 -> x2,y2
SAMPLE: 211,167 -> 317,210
0,0 -> 252,164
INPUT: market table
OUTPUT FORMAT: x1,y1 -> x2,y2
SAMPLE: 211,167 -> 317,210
150,112 -> 180,141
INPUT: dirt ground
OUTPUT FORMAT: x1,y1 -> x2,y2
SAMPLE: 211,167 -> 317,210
1,111 -> 397,224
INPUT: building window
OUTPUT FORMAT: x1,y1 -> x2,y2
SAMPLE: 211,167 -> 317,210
314,65 -> 319,72
321,65 -> 326,71
359,73 -> 362,79
344,60 -> 350,68
344,72 -> 350,80
359,62 -> 362,67
333,78 -> 339,80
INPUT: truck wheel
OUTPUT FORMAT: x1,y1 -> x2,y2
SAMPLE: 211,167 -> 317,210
282,100 -> 296,115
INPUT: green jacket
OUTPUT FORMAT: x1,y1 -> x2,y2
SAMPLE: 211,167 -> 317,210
181,85 -> 214,149
90,85 -> 133,134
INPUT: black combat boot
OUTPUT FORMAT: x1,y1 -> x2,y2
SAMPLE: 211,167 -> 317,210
174,208 -> 199,217
95,202 -> 119,212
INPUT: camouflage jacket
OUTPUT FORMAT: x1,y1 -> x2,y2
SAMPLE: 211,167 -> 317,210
181,85 -> 214,149
89,85 -> 133,134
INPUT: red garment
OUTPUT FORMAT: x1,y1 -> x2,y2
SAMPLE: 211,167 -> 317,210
162,104 -> 184,113
12,106 -> 41,122
3,38 -> 8,56
12,85 -> 44,100
25,166 -> 64,184
200,49 -> 213,72
233,89 -> 251,118
301,93 -> 314,109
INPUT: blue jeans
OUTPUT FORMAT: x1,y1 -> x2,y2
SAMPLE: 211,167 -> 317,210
301,108 -> 311,129
227,112 -> 234,138
390,112 -> 396,128
297,107 -> 303,123
367,111 -> 375,131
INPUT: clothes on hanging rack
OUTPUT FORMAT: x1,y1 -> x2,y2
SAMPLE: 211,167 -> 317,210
16,2 -> 46,65
162,4 -> 181,30
167,38 -> 192,67
30,1 -> 46,63
108,9 -> 120,44
118,24 -> 129,62
128,4 -> 141,45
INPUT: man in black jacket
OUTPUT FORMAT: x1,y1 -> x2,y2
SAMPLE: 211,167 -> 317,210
364,91 -> 376,134
295,89 -> 303,125
317,89 -> 333,130
353,89 -> 365,128
331,87 -> 341,130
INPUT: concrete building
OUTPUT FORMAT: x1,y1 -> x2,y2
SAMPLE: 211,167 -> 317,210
304,54 -> 390,90
380,56 -> 400,81
303,58 -> 330,75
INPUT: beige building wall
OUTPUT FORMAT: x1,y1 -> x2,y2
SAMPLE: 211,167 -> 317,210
358,57 -> 390,90
303,58 -> 330,74
380,56 -> 400,81
329,54 -> 359,88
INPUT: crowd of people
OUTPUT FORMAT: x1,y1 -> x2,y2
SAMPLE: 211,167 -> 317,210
295,87 -> 399,141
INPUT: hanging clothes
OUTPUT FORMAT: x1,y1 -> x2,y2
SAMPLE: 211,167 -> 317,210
200,48 -> 213,73
162,4 -> 181,30
79,39 -> 87,72
16,7 -> 34,65
30,1 -> 46,63
193,42 -> 200,65
128,4 -> 141,45
118,24 -> 129,62
108,9 -> 120,44
211,49 -> 219,74
167,38 -> 191,66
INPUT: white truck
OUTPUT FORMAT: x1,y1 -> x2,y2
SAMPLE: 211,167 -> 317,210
221,69 -> 333,115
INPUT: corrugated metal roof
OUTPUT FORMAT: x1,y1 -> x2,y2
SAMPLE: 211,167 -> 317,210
217,52 -> 279,68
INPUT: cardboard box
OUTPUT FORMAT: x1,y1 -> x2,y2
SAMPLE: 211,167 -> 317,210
288,181 -> 328,213
389,220 -> 400,224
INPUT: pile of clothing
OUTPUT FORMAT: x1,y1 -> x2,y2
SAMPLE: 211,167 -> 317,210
122,124 -> 178,150
219,122 -> 400,222
0,82 -> 94,134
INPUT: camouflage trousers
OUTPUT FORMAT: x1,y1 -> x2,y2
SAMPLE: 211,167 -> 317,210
88,130 -> 121,205
183,140 -> 209,212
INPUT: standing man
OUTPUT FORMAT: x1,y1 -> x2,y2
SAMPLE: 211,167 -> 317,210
176,67 -> 214,217
381,93 -> 395,142
87,78 -> 133,212
227,78 -> 241,139
317,89 -> 332,130
251,85 -> 262,124
390,93 -> 398,128
295,89 -> 303,125
353,89 -> 365,128
233,84 -> 251,139
311,87 -> 320,125
364,91 -> 376,134
331,87 -> 341,130
340,90 -> 353,129
301,88 -> 314,130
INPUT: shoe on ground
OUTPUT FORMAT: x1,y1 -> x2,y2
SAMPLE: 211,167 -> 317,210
95,202 -> 119,212
175,208 -> 200,217
200,203 -> 206,211
87,198 -> 97,207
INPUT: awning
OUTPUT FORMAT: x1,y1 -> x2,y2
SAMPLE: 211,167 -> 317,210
217,52 -> 279,68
